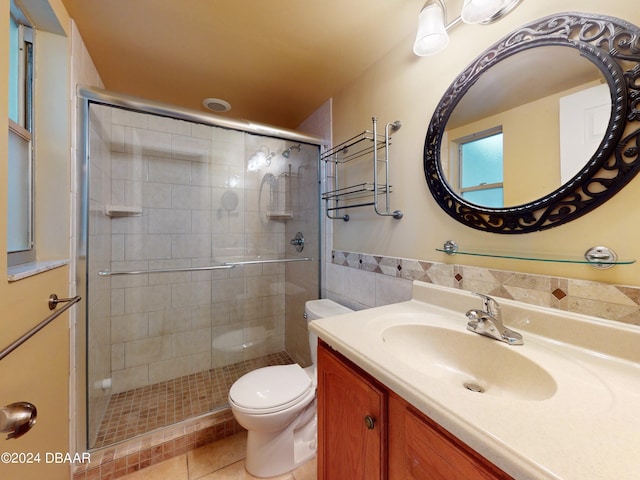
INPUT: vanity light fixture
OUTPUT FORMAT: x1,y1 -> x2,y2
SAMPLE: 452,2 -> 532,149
413,0 -> 523,56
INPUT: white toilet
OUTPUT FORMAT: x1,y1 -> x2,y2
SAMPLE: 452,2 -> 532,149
228,299 -> 353,478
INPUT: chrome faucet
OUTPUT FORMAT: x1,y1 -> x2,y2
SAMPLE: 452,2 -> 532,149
465,293 -> 523,345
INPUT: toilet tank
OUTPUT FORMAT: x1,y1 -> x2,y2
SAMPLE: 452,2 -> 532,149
305,299 -> 353,366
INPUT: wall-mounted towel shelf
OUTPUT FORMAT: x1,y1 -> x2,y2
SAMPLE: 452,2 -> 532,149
321,117 -> 403,221
437,240 -> 635,269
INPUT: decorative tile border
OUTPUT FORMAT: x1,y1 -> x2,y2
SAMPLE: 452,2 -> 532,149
332,250 -> 640,326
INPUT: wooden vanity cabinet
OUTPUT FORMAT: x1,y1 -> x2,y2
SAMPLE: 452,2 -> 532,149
317,340 -> 514,480
388,393 -> 514,480
317,339 -> 387,479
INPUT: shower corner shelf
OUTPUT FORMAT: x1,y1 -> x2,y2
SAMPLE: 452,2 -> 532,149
266,210 -> 293,220
321,117 -> 403,221
105,204 -> 142,217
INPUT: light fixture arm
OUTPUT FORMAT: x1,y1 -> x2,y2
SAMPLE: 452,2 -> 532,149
414,0 -> 523,56
421,0 -> 462,32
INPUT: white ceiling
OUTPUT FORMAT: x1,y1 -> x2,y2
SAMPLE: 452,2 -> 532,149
62,0 -> 425,129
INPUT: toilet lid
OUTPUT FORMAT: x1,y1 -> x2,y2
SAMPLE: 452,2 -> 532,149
229,364 -> 312,411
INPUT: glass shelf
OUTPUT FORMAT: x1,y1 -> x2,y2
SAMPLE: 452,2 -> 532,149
436,241 -> 635,269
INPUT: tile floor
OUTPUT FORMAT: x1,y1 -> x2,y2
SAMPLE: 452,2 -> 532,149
95,352 -> 293,448
117,431 -> 316,480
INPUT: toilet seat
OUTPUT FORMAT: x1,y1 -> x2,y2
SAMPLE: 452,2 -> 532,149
229,364 -> 313,414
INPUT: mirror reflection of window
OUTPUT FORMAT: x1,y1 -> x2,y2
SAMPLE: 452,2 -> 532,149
455,128 -> 504,207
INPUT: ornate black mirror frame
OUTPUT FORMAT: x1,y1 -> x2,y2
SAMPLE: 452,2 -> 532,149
424,12 -> 640,234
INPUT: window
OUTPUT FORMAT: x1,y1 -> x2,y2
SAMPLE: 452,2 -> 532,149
455,127 -> 504,208
7,2 -> 35,266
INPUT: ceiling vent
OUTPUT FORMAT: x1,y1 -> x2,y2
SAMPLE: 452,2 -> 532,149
202,97 -> 231,113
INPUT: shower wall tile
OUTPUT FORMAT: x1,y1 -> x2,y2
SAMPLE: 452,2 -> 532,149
148,115 -> 191,135
148,308 -> 191,336
111,289 -> 125,316
112,151 -> 148,181
148,208 -> 191,233
148,356 -> 191,385
191,210 -> 213,234
211,124 -> 245,145
125,234 -> 172,260
171,281 -> 212,308
211,278 -> 244,303
111,313 -> 148,343
192,305 -> 214,329
171,234 -> 211,258
111,108 -> 148,128
142,182 -> 172,208
246,275 -> 284,297
171,184 -> 211,209
98,113 -> 314,396
111,214 -> 147,234
148,157 -> 192,184
191,162 -> 212,187
110,124 -> 125,152
171,134 -> 212,162
172,328 -> 212,357
111,343 -> 125,371
126,128 -> 173,157
125,336 -> 172,368
111,365 -> 149,393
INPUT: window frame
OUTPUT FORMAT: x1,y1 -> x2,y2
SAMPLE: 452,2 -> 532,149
7,4 -> 35,266
452,126 -> 504,206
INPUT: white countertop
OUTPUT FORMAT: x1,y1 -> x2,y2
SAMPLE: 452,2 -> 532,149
309,281 -> 640,480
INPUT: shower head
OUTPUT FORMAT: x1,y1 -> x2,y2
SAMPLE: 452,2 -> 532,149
282,144 -> 302,158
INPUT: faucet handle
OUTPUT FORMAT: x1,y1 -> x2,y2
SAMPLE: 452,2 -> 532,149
474,293 -> 501,318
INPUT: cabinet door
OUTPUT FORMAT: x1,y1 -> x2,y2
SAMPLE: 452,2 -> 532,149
317,341 -> 387,480
389,393 -> 513,480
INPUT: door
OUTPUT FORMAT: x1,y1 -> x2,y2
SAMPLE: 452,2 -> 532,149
559,83 -> 611,183
317,342 -> 386,480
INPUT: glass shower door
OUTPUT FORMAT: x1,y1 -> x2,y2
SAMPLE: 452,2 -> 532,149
84,103 -> 319,449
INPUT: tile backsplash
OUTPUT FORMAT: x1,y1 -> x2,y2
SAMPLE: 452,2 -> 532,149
327,250 -> 640,326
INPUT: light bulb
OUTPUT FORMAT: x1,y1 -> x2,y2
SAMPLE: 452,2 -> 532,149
413,2 -> 449,56
461,0 -> 505,24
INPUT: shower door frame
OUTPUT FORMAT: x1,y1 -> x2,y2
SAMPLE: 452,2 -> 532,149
76,86 -> 324,450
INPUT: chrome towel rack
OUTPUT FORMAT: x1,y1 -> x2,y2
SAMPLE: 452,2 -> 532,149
98,257 -> 313,277
0,294 -> 81,362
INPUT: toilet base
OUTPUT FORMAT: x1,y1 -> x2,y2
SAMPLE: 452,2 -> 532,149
245,400 -> 317,478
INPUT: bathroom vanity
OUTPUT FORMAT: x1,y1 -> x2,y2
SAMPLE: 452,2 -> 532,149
318,340 -> 512,479
310,281 -> 640,480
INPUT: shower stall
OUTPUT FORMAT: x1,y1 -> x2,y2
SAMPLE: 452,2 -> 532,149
76,88 -> 322,450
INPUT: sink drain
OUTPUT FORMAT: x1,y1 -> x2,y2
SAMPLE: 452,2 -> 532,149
463,382 -> 485,393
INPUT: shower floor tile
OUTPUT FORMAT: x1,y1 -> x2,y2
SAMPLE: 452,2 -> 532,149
94,352 -> 293,449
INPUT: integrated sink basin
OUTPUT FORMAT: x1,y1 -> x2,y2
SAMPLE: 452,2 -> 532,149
381,323 -> 557,401
309,281 -> 640,480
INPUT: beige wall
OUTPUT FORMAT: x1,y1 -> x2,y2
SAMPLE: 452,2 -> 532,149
0,1 -> 73,479
332,0 -> 640,286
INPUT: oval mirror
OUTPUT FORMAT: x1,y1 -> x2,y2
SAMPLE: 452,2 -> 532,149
424,12 -> 640,233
